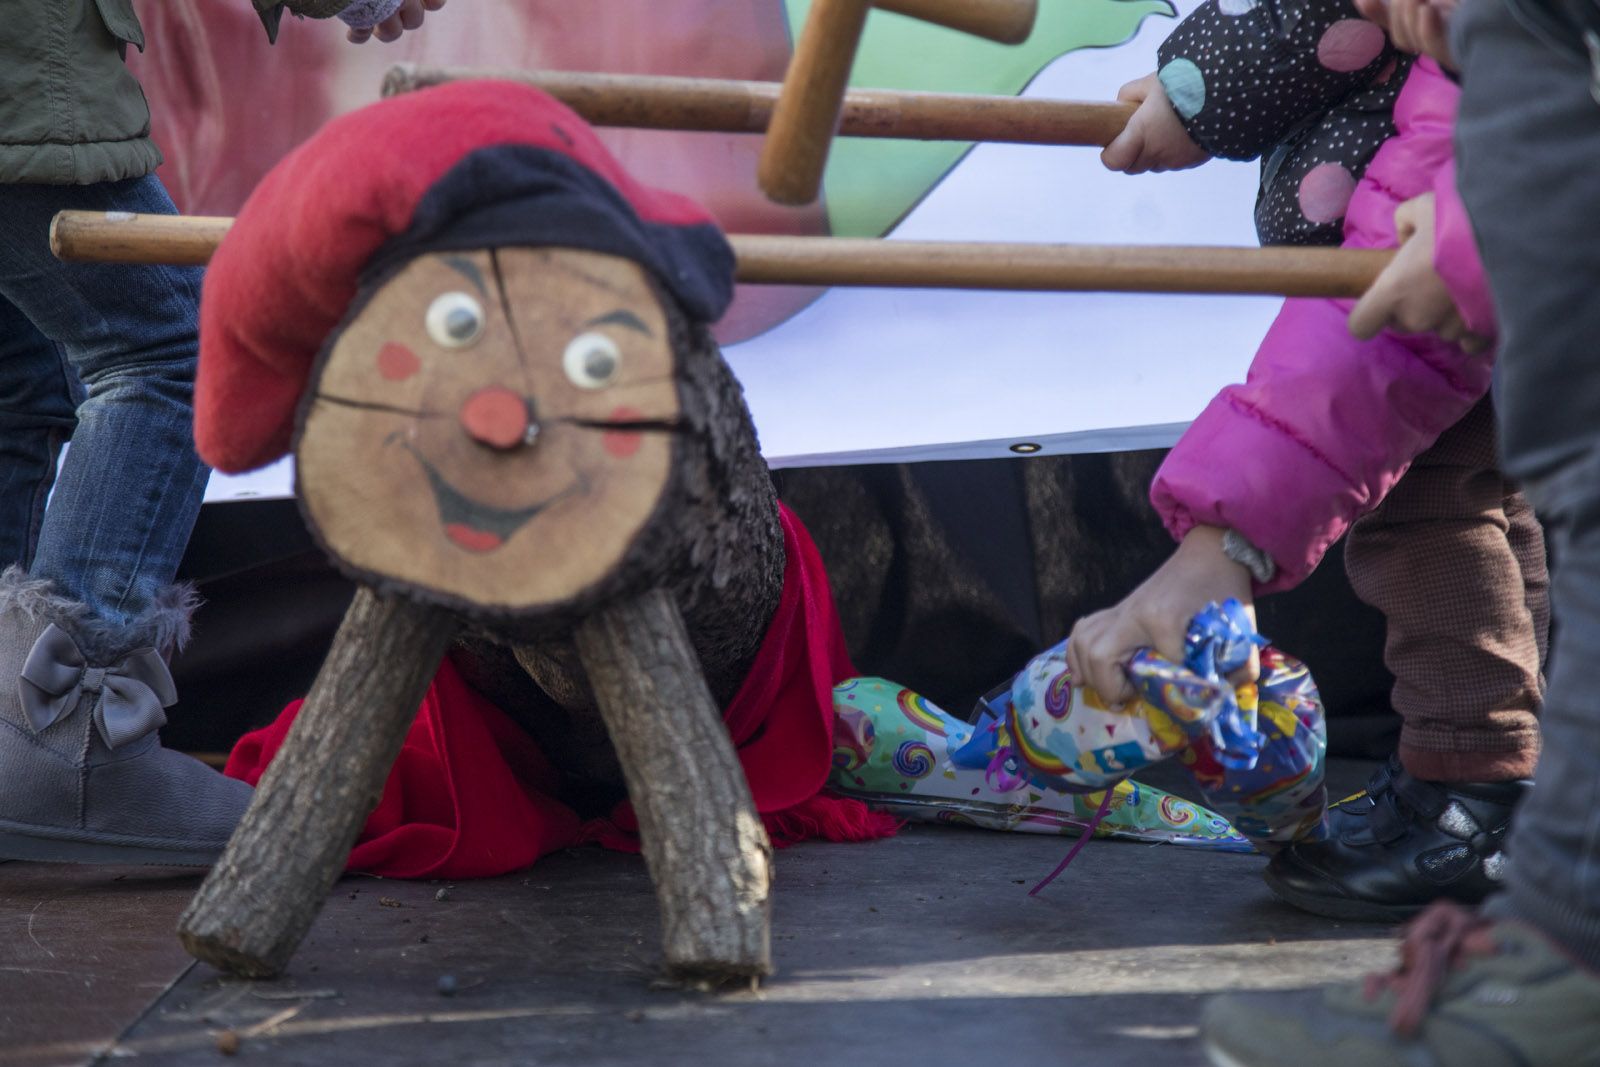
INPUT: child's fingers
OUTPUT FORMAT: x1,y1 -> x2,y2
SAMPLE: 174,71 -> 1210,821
1351,0 -> 1391,30
1065,632 -> 1095,707
1348,274 -> 1396,339
1391,293 -> 1436,335
1115,73 -> 1157,105
398,0 -> 427,29
1093,669 -> 1136,710
1432,311 -> 1490,352
1065,613 -> 1098,692
1100,123 -> 1147,173
1391,0 -> 1425,51
1068,612 -> 1138,709
1394,198 -> 1425,242
1226,646 -> 1261,688
1065,635 -> 1083,689
1418,6 -> 1456,66
347,0 -> 439,43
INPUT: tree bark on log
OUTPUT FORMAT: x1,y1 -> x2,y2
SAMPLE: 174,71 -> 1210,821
575,588 -> 773,984
178,590 -> 458,978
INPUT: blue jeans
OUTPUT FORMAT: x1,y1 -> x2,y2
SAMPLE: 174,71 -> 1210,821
1455,0 -> 1600,968
0,176 -> 209,627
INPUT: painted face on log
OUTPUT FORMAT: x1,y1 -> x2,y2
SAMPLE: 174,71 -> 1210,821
297,247 -> 679,612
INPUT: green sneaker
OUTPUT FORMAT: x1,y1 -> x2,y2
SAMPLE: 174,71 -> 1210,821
1201,903 -> 1600,1067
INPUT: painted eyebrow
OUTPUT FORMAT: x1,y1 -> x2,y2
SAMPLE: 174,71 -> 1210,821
443,255 -> 487,295
584,309 -> 653,336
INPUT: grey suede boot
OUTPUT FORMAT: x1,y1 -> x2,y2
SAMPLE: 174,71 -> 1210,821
0,569 -> 252,864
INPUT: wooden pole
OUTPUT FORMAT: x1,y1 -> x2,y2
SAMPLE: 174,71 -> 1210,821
179,590 -> 458,978
50,211 -> 1393,298
758,0 -> 872,206
730,236 -> 1393,298
381,67 -> 1133,147
757,0 -> 1043,203
51,210 -> 231,268
875,0 -> 1037,44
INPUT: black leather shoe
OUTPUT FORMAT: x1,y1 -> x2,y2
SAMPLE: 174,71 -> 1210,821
1264,763 -> 1526,922
1322,752 -> 1401,838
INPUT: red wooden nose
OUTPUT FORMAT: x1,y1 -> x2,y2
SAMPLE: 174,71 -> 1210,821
459,387 -> 532,450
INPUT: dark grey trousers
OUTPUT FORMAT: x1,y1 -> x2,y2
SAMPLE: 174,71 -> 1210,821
1454,0 -> 1600,969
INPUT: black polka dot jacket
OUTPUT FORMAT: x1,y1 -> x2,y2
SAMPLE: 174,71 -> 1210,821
1155,0 -> 1413,246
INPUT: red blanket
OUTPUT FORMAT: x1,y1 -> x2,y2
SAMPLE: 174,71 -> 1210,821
225,506 -> 897,878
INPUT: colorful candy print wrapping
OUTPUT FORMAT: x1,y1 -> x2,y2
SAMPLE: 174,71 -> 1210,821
988,600 -> 1327,850
828,678 -> 1252,851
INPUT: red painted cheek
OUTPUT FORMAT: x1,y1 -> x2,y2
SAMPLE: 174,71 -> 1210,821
376,342 -> 420,382
603,405 -> 643,459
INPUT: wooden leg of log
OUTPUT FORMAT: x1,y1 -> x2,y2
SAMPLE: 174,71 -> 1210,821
573,587 -> 773,986
178,589 -> 458,978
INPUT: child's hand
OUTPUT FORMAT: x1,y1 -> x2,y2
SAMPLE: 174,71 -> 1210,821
347,0 -> 446,43
1348,193 -> 1489,353
1352,0 -> 1459,70
1066,526 -> 1258,708
1100,73 -> 1212,175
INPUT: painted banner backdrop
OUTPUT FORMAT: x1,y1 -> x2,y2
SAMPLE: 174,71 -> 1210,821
126,0 -> 1274,499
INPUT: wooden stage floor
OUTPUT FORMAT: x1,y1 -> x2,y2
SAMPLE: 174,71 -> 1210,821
2,763 -> 1394,1067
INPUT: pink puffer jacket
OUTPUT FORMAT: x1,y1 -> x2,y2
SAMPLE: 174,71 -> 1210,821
1150,58 -> 1496,594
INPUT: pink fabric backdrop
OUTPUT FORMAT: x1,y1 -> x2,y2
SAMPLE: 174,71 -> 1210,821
128,2 -> 824,341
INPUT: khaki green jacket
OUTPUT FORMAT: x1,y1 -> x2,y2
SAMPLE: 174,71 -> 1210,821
0,0 -> 159,184
0,0 -> 352,186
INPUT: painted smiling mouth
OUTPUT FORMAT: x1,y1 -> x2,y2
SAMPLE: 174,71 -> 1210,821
401,443 -> 583,553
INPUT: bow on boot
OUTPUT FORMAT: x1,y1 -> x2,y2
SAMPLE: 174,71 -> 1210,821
18,623 -> 177,749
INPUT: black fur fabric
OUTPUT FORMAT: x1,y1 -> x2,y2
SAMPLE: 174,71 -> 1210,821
774,450 -> 1397,742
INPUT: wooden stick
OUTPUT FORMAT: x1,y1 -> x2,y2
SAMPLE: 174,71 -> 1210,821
573,588 -> 773,984
50,211 -> 1393,298
758,0 -> 872,206
51,210 -> 231,268
179,590 -> 458,978
381,67 -> 1133,147
875,0 -> 1037,44
730,236 -> 1392,298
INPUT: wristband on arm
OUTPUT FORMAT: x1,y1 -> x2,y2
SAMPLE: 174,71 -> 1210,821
1222,528 -> 1277,585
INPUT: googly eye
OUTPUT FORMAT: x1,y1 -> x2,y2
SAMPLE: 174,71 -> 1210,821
562,331 -> 622,390
425,292 -> 485,348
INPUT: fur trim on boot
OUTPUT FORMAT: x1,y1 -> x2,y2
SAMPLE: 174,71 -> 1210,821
0,566 -> 200,662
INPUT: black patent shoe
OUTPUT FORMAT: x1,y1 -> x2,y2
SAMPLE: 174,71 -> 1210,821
1264,766 -> 1526,922
1322,752 -> 1402,838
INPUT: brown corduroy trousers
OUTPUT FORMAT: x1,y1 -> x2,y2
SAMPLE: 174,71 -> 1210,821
1344,397 -> 1548,781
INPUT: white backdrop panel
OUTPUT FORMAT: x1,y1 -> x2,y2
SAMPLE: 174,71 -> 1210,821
205,1 -> 1276,501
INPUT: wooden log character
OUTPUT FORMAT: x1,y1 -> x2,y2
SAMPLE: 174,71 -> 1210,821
175,81 -> 789,983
